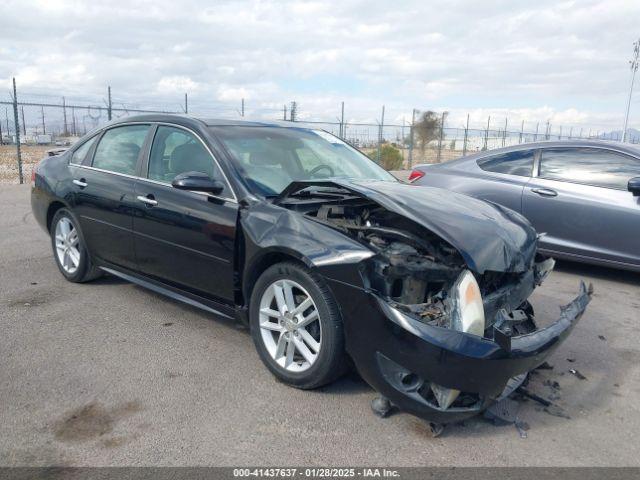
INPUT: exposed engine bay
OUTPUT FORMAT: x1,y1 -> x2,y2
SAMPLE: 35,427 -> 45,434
276,184 -> 553,341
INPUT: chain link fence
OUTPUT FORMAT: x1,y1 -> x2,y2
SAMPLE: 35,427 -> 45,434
1,79 -> 634,184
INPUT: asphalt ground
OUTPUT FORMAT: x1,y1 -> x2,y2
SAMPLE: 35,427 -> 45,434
1,183 -> 639,466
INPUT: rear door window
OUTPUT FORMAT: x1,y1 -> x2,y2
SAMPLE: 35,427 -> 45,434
92,125 -> 150,175
70,135 -> 98,165
539,148 -> 640,190
477,150 -> 534,177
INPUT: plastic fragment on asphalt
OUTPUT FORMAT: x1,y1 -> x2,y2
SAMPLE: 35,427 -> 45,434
569,369 -> 587,380
536,362 -> 554,370
484,397 -> 519,425
484,397 -> 531,439
370,396 -> 393,418
515,420 -> 530,438
517,387 -> 552,407
544,404 -> 571,419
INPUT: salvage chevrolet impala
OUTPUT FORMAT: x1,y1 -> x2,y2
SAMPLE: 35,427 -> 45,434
30,115 -> 591,424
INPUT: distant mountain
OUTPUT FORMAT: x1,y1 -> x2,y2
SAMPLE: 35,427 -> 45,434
597,128 -> 640,142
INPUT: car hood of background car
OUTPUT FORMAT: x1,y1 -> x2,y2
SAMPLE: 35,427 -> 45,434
278,179 -> 538,274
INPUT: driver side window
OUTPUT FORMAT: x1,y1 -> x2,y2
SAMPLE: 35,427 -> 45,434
148,126 -> 220,184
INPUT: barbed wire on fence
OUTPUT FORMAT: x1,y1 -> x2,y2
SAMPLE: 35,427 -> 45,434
1,79 -> 636,184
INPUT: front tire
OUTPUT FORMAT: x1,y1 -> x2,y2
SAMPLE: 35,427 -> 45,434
50,208 -> 102,283
249,262 -> 347,389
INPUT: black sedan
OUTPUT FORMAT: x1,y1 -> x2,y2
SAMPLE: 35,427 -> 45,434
31,115 -> 591,424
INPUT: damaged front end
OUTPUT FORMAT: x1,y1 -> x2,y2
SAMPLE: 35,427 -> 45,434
274,180 -> 592,423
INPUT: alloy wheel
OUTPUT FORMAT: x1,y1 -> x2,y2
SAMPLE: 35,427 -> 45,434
54,217 -> 80,275
258,279 -> 322,372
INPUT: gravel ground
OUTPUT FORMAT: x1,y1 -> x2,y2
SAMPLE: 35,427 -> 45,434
1,183 -> 639,466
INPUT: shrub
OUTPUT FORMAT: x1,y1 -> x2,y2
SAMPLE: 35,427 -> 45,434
367,143 -> 404,170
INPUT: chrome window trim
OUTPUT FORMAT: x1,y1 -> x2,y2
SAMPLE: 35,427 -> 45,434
70,164 -> 140,181
71,120 -> 238,204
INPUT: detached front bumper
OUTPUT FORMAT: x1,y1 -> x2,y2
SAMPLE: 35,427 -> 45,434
328,279 -> 592,424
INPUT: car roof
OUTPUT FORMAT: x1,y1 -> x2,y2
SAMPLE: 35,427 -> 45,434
452,139 -> 640,163
105,113 -> 319,129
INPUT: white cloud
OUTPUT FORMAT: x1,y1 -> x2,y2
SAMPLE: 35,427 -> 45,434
217,86 -> 252,101
156,76 -> 200,94
1,0 -> 639,131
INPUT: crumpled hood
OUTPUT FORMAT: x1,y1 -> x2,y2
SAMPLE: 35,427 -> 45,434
282,179 -> 538,273
348,180 -> 537,273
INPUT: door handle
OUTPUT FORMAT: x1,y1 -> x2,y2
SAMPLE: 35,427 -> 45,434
531,187 -> 558,197
136,195 -> 158,206
73,178 -> 88,188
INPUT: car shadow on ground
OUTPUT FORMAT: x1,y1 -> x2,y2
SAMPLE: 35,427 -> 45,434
92,272 -> 246,332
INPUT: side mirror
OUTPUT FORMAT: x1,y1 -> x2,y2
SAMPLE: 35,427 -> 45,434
628,177 -> 640,197
172,171 -> 224,195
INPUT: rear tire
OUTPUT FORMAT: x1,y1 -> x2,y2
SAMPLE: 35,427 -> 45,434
50,208 -> 102,283
249,261 -> 347,389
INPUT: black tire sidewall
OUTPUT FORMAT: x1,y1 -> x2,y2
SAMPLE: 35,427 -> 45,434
50,209 -> 91,282
249,262 -> 344,389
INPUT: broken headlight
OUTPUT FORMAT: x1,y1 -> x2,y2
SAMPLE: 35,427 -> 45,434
448,269 -> 485,336
431,270 -> 486,409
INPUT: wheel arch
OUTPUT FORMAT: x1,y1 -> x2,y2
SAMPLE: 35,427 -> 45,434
46,200 -> 69,232
241,247 -> 313,307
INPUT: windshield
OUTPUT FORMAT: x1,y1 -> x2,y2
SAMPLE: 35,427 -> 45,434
211,126 -> 396,196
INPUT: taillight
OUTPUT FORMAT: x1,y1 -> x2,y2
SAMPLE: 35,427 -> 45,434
31,159 -> 43,187
408,169 -> 425,182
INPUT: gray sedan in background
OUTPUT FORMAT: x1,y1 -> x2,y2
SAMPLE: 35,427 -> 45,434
409,140 -> 640,271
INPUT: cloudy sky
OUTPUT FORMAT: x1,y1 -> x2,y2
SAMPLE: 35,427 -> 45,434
1,0 -> 639,132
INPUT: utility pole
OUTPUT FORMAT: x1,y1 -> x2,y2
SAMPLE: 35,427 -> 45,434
502,118 -> 507,147
283,104 -> 287,121
340,101 -> 345,139
12,78 -> 23,184
436,111 -> 446,162
41,106 -> 46,135
462,113 -> 469,156
535,122 -> 539,141
107,86 -> 112,121
72,107 -> 77,136
184,93 -> 188,114
21,106 -> 26,136
290,101 -> 297,122
241,98 -> 244,117
483,116 -> 490,150
376,105 -> 385,164
62,96 -> 68,136
623,39 -> 640,142
519,119 -> 524,144
408,108 -> 417,167
545,120 -> 550,140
